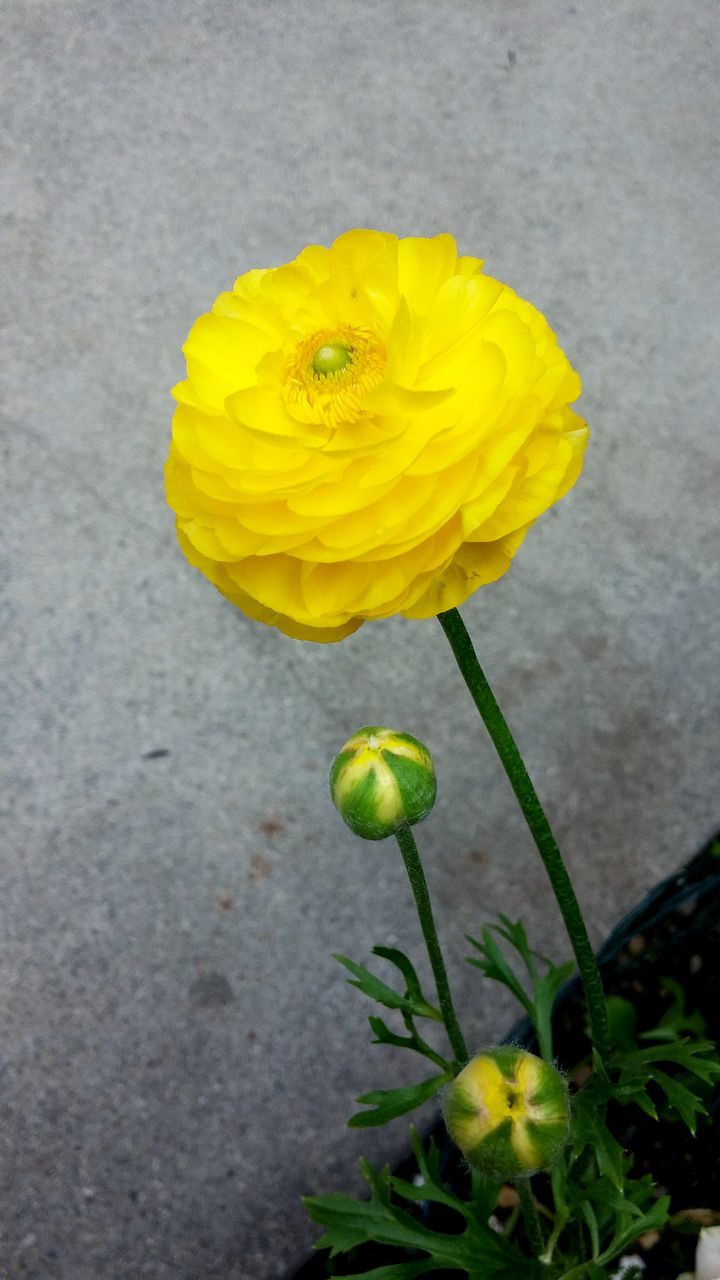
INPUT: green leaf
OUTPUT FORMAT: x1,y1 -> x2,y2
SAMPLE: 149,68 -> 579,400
389,1151 -> 463,1214
335,952 -> 441,1021
470,1167 -> 505,1227
368,1015 -> 418,1051
640,976 -> 705,1041
349,1073 -> 450,1128
577,1175 -> 651,1220
652,1067 -> 708,1133
613,1035 -> 720,1131
578,1198 -> 600,1258
624,1085 -> 658,1120
570,1092 -> 625,1189
304,1155 -> 534,1278
606,996 -> 638,1051
414,1128 -> 502,1222
467,917 -> 574,1060
624,1037 -> 720,1078
387,1129 -> 499,1223
328,1262 -> 439,1280
466,926 -> 533,1016
368,1015 -> 450,1071
594,1196 -> 671,1268
303,1189 -> 385,1257
335,955 -> 420,1014
372,946 -> 441,1020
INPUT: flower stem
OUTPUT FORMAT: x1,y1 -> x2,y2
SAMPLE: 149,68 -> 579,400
394,821 -> 468,1067
516,1178 -> 545,1259
437,607 -> 610,1066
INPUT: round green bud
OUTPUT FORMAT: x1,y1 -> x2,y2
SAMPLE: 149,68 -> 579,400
443,1047 -> 569,1179
329,726 -> 436,842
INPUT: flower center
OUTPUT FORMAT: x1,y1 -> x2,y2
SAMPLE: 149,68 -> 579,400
312,342 -> 354,377
283,325 -> 386,428
505,1085 -> 525,1117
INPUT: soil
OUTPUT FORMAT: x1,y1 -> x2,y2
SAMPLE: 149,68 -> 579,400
292,831 -> 720,1280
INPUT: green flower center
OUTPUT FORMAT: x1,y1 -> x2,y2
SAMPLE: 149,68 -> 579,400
312,342 -> 353,377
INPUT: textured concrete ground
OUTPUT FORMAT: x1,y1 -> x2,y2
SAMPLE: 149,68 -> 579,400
2,1 -> 719,1277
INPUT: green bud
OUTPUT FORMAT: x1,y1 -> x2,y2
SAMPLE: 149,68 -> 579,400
443,1047 -> 569,1178
329,726 -> 436,842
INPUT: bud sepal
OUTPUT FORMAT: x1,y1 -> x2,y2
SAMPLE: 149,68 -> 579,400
443,1046 -> 569,1179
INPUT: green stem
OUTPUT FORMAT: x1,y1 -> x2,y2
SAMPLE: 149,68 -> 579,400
437,608 -> 610,1066
540,1168 -> 570,1265
535,1011 -> 555,1066
394,822 -> 468,1067
516,1178 -> 545,1259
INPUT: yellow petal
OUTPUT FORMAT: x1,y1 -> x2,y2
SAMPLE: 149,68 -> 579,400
396,234 -> 458,314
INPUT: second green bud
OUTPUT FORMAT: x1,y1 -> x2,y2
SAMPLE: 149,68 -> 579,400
330,726 -> 436,841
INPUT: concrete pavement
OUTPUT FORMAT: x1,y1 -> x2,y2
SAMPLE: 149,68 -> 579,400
2,1 -> 719,1276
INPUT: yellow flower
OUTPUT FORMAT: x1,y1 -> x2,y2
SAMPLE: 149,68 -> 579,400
166,230 -> 587,642
443,1047 -> 569,1178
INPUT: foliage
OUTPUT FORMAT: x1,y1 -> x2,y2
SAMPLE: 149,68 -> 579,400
304,1131 -> 530,1280
309,918 -> 719,1279
466,916 -> 574,1061
335,946 -> 455,1126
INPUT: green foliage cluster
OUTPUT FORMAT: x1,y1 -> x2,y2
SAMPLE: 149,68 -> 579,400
306,923 -> 720,1279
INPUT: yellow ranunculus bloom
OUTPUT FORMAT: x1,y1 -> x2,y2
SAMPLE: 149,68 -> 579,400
166,230 -> 588,642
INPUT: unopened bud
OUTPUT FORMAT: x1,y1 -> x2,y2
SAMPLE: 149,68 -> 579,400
329,726 -> 436,842
443,1047 -> 569,1178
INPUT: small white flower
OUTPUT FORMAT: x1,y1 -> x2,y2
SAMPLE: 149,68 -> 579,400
610,1256 -> 645,1280
695,1225 -> 720,1280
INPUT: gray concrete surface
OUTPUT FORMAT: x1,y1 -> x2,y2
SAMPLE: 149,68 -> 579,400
2,1 -> 719,1277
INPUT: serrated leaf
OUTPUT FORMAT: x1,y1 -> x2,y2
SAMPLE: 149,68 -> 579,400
494,915 -> 535,960
372,946 -> 441,1020
304,1156 -> 532,1278
303,1190 -> 386,1256
411,1127 -> 495,1213
638,976 -> 706,1040
389,1131 -> 481,1220
367,1015 -> 450,1071
467,917 -> 574,1061
628,1088 -> 659,1120
594,1196 -> 671,1268
625,1038 -> 720,1078
571,1094 -> 625,1189
349,1073 -> 450,1128
335,955 -> 418,1013
615,1036 -> 720,1131
652,1067 -> 708,1133
368,1015 -> 417,1051
335,953 -> 441,1021
577,1176 -> 652,1220
467,927 -> 533,1016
